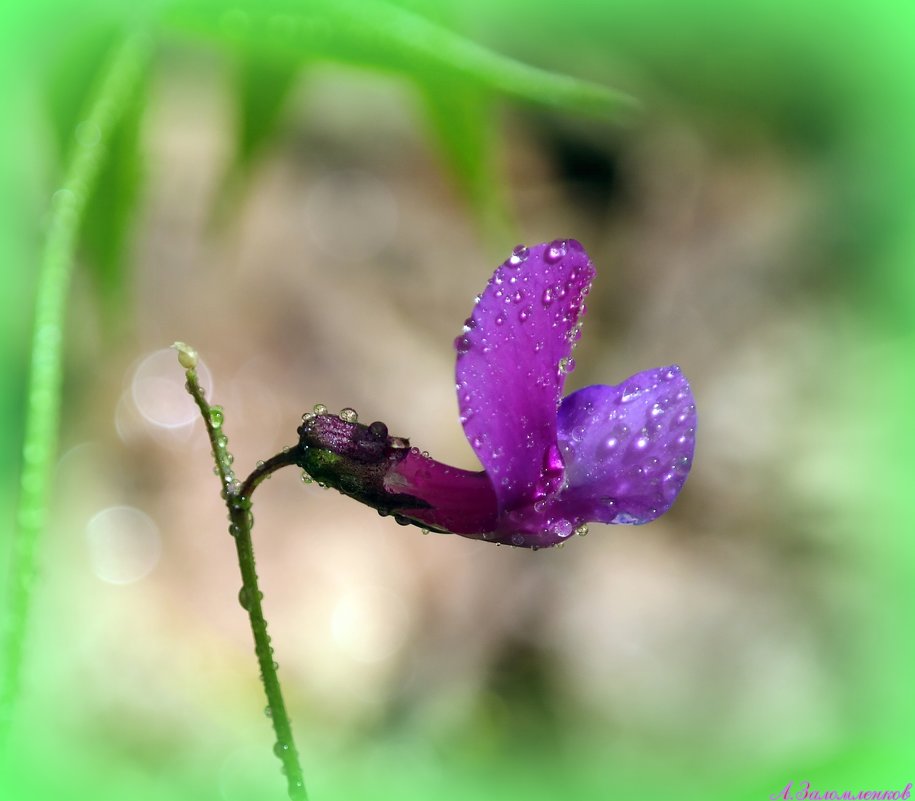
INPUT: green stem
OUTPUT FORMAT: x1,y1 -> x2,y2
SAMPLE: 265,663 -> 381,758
0,31 -> 151,749
181,351 -> 307,800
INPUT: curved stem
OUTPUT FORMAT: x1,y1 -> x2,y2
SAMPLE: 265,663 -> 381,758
181,353 -> 307,800
1,31 -> 151,751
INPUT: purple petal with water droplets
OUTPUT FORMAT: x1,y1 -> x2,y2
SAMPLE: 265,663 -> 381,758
455,240 -> 595,512
556,365 -> 696,525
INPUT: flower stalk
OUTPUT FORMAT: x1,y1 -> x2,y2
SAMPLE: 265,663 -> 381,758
176,344 -> 306,801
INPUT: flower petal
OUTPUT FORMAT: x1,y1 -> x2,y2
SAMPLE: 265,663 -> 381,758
455,240 -> 595,512
383,448 -> 498,536
556,365 -> 696,525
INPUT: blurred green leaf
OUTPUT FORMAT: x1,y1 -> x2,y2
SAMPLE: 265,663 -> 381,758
163,0 -> 637,119
44,22 -> 148,328
212,52 -> 302,226
418,79 -> 514,246
163,0 -> 634,242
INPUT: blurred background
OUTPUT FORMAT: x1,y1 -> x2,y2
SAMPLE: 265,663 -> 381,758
1,1 -> 914,800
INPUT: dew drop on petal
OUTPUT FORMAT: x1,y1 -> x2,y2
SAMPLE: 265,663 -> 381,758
542,287 -> 554,306
621,385 -> 640,403
544,239 -> 568,264
519,305 -> 532,323
553,519 -> 574,538
339,407 -> 358,423
508,244 -> 529,266
454,335 -> 472,355
313,403 -> 328,415
495,312 -> 506,326
574,523 -> 589,537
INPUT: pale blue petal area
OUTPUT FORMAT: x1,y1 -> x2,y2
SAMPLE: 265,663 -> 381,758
556,365 -> 696,525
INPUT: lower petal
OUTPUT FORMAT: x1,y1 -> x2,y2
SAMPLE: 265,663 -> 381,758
556,365 -> 696,525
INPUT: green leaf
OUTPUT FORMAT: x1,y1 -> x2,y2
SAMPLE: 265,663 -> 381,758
212,52 -> 302,226
418,79 -> 515,247
44,22 -> 148,328
162,0 -> 638,121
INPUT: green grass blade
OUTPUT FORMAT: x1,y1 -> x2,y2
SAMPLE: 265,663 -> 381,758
163,0 -> 638,121
44,23 -> 149,330
212,52 -> 302,226
0,30 -> 152,748
418,79 -> 515,247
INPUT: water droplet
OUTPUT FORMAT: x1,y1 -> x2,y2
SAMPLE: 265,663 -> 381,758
273,741 -> 290,759
512,290 -> 524,303
339,407 -> 358,423
209,406 -> 224,428
301,412 -> 315,423
463,316 -> 477,332
542,287 -> 554,305
474,293 -> 482,305
534,340 -> 544,353
558,356 -> 576,374
574,523 -> 589,537
544,240 -> 568,264
635,435 -> 649,449
313,403 -> 328,415
454,335 -> 472,354
264,705 -> 273,717
421,528 -> 430,535
612,512 -> 642,525
650,403 -> 665,417
508,244 -> 529,266
621,386 -> 640,403
238,586 -> 262,611
301,471 -> 313,484
519,305 -> 532,323
368,421 -> 388,439
553,519 -> 574,538
511,533 -> 526,546
494,313 -> 505,326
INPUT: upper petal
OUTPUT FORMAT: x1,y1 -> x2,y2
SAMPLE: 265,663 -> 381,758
455,240 -> 595,512
555,365 -> 696,525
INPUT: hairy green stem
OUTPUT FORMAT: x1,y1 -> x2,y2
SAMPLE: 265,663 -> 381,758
0,31 -> 152,750
181,351 -> 307,800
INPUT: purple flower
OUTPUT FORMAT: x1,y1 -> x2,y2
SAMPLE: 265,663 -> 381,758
297,240 -> 695,548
